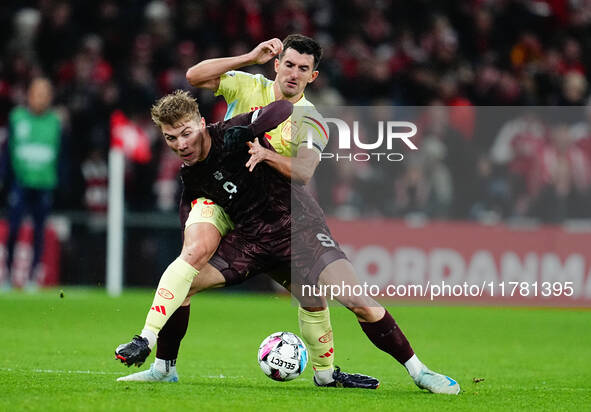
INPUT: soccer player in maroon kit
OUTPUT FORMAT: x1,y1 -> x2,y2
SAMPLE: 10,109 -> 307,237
116,91 -> 460,394
120,35 -> 381,389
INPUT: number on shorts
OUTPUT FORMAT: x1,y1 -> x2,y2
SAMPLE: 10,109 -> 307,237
316,233 -> 335,247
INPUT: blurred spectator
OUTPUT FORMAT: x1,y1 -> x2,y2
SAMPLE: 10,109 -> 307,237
153,145 -> 182,212
510,32 -> 544,71
489,111 -> 547,216
416,103 -> 475,218
158,41 -> 198,95
1,78 -> 62,288
570,100 -> 591,160
558,71 -> 588,105
1,1 -> 591,224
530,125 -> 591,221
35,1 -> 78,73
490,111 -> 546,165
329,159 -> 368,219
469,154 -> 512,222
392,142 -> 453,219
81,148 -> 108,215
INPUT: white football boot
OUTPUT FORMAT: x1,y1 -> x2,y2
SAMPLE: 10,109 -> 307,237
117,362 -> 178,382
414,368 -> 460,394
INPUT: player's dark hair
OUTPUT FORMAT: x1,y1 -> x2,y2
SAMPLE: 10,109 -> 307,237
280,34 -> 322,69
151,90 -> 201,128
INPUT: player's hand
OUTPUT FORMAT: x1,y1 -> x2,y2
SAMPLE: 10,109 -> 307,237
249,39 -> 283,65
246,139 -> 268,172
223,126 -> 254,152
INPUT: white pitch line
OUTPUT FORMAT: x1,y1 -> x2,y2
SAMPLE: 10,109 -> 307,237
202,374 -> 244,379
0,367 -> 243,379
0,367 -> 120,375
34,369 -> 122,375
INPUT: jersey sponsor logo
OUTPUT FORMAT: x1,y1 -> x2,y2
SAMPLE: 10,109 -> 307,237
318,331 -> 333,343
201,206 -> 214,218
157,288 -> 174,300
151,305 -> 167,315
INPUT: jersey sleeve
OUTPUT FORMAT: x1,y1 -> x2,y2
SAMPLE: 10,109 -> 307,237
214,70 -> 267,104
295,107 -> 330,154
223,100 -> 292,132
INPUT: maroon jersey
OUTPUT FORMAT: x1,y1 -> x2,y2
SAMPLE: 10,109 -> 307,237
178,100 -> 348,286
180,104 -> 292,226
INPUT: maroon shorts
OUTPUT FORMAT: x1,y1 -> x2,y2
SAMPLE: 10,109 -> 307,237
209,211 -> 347,287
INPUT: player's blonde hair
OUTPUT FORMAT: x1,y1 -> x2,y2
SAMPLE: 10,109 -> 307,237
151,90 -> 201,128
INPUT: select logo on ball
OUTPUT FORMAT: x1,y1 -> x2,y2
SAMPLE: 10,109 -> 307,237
158,288 -> 175,300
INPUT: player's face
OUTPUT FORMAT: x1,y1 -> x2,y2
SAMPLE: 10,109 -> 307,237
28,79 -> 53,114
274,48 -> 318,99
162,116 -> 207,166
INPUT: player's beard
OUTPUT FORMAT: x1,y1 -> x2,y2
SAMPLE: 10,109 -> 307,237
279,78 -> 303,99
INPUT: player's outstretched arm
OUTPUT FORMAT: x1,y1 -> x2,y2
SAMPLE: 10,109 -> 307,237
223,100 -> 293,151
246,142 -> 319,185
186,38 -> 283,91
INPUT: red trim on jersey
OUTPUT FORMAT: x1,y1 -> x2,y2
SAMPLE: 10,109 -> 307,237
304,116 -> 328,140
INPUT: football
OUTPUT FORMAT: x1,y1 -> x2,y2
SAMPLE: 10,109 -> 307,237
257,332 -> 308,381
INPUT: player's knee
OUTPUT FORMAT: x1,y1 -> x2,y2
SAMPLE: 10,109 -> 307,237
349,305 -> 384,323
349,305 -> 371,321
180,241 -> 215,269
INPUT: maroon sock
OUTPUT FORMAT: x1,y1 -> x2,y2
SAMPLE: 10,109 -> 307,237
359,310 -> 414,365
156,305 -> 190,361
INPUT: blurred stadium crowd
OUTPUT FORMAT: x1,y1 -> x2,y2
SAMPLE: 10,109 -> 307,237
2,0 -> 591,223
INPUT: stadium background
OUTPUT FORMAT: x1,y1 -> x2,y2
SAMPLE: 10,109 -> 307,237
1,2 -> 591,411
1,0 -> 591,296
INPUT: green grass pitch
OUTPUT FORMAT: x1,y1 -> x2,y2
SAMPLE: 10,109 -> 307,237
1,288 -> 590,411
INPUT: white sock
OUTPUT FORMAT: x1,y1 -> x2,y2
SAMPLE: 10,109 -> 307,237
314,368 -> 335,385
154,357 -> 176,375
141,328 -> 157,350
405,354 -> 426,380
